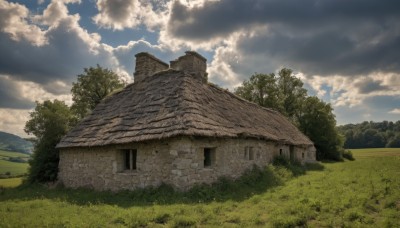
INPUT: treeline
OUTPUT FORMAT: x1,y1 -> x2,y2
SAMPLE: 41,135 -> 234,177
338,121 -> 400,148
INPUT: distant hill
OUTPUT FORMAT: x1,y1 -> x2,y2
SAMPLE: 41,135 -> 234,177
0,131 -> 33,154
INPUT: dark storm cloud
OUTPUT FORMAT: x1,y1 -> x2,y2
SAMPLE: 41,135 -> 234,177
354,79 -> 389,94
168,0 -> 400,76
0,77 -> 34,109
168,0 -> 400,40
235,26 -> 400,76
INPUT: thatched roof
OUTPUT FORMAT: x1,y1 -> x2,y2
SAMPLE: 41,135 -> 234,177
57,69 -> 313,148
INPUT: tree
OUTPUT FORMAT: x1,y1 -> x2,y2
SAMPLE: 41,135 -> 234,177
386,134 -> 400,147
277,68 -> 307,121
234,69 -> 308,122
71,65 -> 126,119
24,100 -> 77,182
235,68 -> 344,161
234,73 -> 281,110
297,97 -> 344,160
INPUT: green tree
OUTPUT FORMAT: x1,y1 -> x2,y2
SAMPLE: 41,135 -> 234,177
277,68 -> 307,121
297,97 -> 344,160
71,65 -> 126,119
24,100 -> 77,182
235,68 -> 344,161
386,134 -> 400,147
234,69 -> 308,122
234,73 -> 281,110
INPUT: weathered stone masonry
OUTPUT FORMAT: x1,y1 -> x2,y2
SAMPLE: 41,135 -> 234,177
59,137 -> 315,191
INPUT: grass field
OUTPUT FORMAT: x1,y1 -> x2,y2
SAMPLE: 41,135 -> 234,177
0,150 -> 29,176
0,148 -> 399,227
0,178 -> 23,188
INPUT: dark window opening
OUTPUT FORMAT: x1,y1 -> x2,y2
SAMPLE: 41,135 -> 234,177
302,152 -> 305,159
279,149 -> 282,155
204,148 -> 215,167
124,150 -> 130,169
289,145 -> 294,161
249,147 -> 254,160
123,149 -> 137,170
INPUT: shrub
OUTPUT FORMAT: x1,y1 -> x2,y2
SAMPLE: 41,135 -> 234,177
342,150 -> 355,161
272,155 -> 306,176
153,213 -> 171,224
272,155 -> 290,166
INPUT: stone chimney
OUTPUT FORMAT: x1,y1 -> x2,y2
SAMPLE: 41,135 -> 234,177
170,51 -> 208,82
134,52 -> 169,83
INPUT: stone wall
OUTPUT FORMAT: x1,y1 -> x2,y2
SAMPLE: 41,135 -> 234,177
133,52 -> 169,83
58,137 -> 316,191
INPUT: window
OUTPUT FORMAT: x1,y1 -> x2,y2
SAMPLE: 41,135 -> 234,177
302,152 -> 305,159
244,146 -> 255,160
123,149 -> 137,170
204,148 -> 215,167
279,149 -> 283,155
249,147 -> 254,160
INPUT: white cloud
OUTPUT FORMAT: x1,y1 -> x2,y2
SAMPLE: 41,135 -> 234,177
208,42 -> 242,89
389,108 -> 400,114
0,75 -> 72,108
33,0 -> 70,26
93,0 -> 164,31
301,73 -> 400,108
0,0 -> 47,46
0,108 -> 31,137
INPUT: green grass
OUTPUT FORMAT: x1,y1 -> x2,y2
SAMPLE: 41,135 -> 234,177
0,148 -> 399,227
0,150 -> 30,176
0,160 -> 29,176
0,178 -> 23,188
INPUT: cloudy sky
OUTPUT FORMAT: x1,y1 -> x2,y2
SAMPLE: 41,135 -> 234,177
1,0 -> 400,137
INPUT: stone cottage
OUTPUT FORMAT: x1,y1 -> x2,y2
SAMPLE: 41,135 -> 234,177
57,51 -> 316,191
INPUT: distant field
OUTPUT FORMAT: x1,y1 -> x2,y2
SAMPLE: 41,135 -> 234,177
0,150 -> 29,176
0,148 -> 399,227
350,148 -> 400,158
0,150 -> 30,159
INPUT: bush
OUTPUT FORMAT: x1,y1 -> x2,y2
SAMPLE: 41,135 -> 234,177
272,155 -> 306,176
272,155 -> 290,166
342,150 -> 355,161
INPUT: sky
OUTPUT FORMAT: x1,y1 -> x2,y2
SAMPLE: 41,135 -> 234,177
1,0 -> 400,138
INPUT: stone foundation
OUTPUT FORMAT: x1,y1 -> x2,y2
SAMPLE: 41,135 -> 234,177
58,137 -> 316,191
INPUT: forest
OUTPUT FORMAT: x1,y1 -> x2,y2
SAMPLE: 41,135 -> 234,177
338,121 -> 400,149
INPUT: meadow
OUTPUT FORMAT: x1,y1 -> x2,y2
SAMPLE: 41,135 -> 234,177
0,148 -> 399,227
0,150 -> 29,176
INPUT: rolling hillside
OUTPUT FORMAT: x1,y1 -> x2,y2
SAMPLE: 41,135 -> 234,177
0,131 -> 33,154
